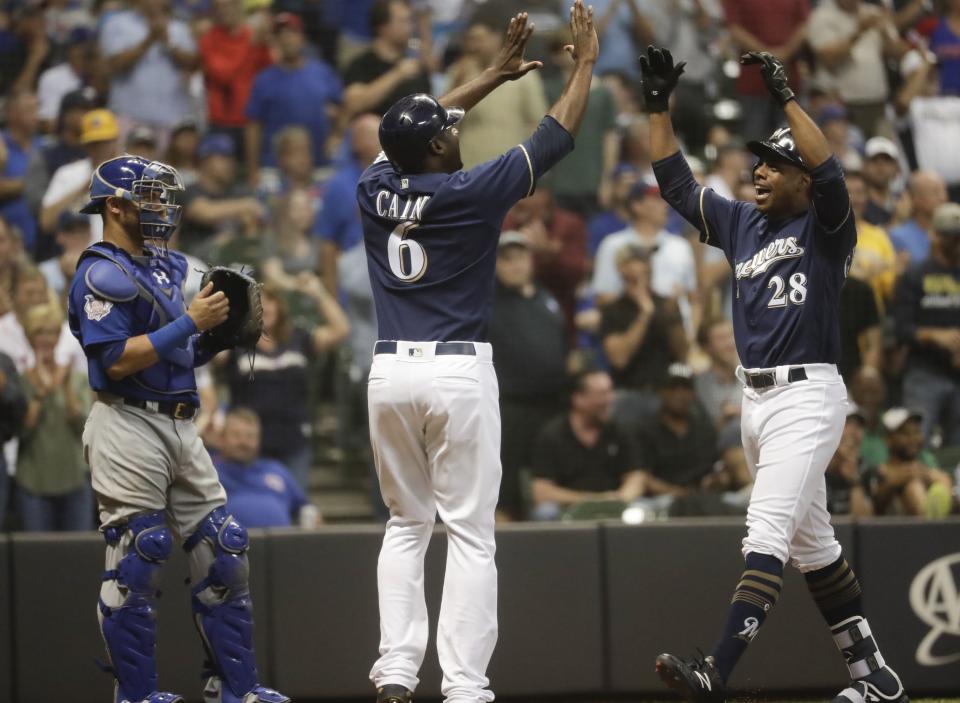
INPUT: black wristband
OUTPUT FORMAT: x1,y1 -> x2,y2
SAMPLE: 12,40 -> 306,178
774,86 -> 796,107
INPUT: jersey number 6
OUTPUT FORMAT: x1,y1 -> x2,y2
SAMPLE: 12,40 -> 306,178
388,221 -> 428,282
767,272 -> 808,308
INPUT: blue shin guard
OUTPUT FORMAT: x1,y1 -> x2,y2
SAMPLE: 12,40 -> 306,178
98,511 -> 184,703
184,507 -> 288,703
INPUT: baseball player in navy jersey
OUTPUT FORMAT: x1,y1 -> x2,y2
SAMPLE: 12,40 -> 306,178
67,156 -> 287,703
356,5 -> 598,703
640,47 -> 907,703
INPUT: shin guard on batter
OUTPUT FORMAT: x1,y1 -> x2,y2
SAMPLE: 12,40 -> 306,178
804,557 -> 906,703
183,507 -> 288,703
98,511 -> 184,703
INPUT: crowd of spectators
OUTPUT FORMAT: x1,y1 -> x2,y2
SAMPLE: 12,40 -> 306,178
0,0 -> 958,530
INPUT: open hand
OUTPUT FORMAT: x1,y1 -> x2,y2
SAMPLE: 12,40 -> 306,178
493,12 -> 544,80
563,0 -> 599,65
638,45 -> 685,113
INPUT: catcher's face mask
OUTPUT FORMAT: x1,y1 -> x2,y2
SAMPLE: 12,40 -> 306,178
133,161 -> 185,252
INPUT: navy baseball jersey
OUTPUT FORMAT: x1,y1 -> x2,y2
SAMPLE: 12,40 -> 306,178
653,152 -> 856,368
68,241 -> 200,404
357,115 -> 574,342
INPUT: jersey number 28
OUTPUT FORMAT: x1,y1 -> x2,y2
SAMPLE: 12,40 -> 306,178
388,221 -> 428,282
767,272 -> 808,308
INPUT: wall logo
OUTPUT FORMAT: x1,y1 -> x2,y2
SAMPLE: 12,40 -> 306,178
909,552 -> 960,666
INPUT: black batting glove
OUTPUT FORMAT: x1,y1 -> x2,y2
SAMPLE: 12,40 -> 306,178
740,51 -> 795,107
638,45 -> 686,113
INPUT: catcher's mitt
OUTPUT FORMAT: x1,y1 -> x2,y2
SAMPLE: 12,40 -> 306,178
197,266 -> 263,353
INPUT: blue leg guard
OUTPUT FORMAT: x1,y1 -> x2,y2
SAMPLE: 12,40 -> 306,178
184,507 -> 288,703
98,511 -> 184,703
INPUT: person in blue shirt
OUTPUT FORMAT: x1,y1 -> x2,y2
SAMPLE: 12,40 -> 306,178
358,7 -> 598,703
214,407 -> 318,529
244,12 -> 343,184
888,169 -> 948,265
0,91 -> 44,253
930,0 -> 960,96
68,155 -> 288,703
315,112 -> 381,292
642,45 -> 906,703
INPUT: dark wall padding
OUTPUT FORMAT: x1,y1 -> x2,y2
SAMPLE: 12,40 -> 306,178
857,519 -> 960,694
6,518 -> 960,701
604,519 -> 853,693
11,530 -> 270,703
0,535 -> 11,703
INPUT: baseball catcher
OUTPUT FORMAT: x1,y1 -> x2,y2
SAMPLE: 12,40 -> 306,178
68,155 -> 286,703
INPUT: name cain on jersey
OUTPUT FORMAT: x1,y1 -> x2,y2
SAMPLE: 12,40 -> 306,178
375,190 -> 432,222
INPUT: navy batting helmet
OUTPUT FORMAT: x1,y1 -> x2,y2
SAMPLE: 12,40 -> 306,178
379,94 -> 464,173
747,127 -> 805,171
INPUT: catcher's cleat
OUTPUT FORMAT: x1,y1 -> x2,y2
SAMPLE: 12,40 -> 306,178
655,652 -> 725,703
202,677 -> 290,703
131,693 -> 185,703
832,667 -> 909,703
376,684 -> 413,703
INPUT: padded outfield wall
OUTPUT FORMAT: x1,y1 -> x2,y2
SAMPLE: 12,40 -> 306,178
0,518 -> 957,701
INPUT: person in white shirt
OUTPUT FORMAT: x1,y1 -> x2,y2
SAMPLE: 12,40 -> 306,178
36,27 -> 93,132
592,180 -> 697,330
808,0 -> 907,136
38,211 -> 90,297
99,0 -> 197,139
39,108 -> 120,244
0,265 -> 79,374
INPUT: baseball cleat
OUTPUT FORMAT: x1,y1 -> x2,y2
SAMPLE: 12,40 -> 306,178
655,651 -> 725,703
202,678 -> 290,703
132,693 -> 185,703
242,685 -> 291,703
376,684 -> 413,702
833,666 -> 909,703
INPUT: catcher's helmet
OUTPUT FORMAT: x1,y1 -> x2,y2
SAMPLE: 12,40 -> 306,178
379,93 -> 464,173
747,127 -> 805,171
81,155 -> 185,244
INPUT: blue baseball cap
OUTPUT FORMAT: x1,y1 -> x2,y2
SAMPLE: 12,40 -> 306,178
197,133 -> 236,160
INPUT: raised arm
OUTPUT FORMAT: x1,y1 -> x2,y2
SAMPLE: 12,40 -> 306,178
438,12 -> 543,113
640,45 -> 745,252
639,46 -> 686,161
546,0 -> 600,137
782,101 -> 832,170
740,51 -> 831,168
741,50 -> 851,230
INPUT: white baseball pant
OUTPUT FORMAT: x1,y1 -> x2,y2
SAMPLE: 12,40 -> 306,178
738,363 -> 846,572
367,341 -> 501,703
